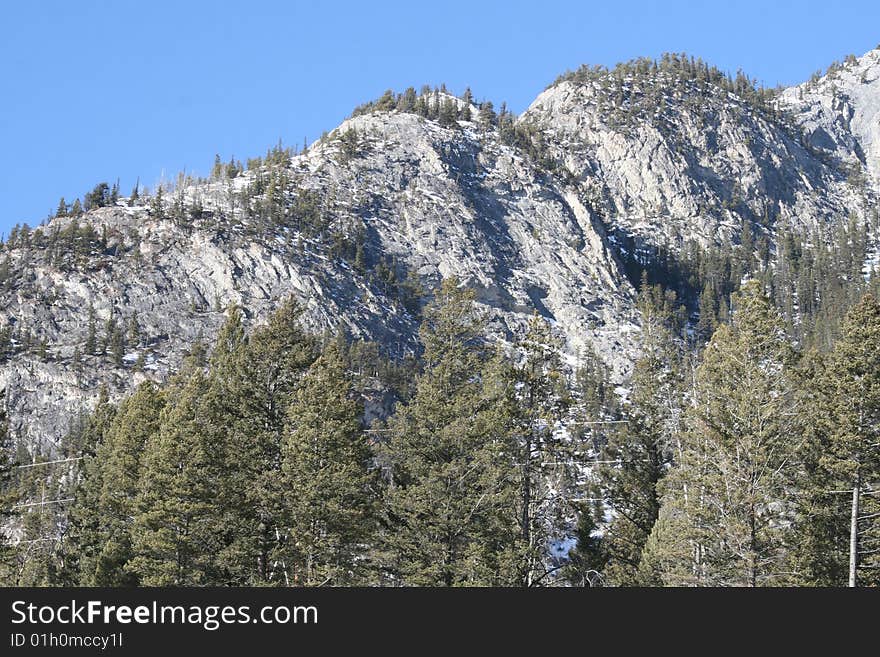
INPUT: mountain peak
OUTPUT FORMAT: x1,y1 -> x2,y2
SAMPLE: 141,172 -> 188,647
780,47 -> 880,183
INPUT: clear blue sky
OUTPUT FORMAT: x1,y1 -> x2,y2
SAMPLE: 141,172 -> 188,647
1,0 -> 878,236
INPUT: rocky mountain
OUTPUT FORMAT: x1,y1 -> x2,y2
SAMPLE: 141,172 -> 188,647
1,48 -> 878,452
781,48 -> 880,186
525,52 -> 877,266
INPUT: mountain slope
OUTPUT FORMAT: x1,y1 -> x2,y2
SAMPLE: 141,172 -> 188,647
0,104 -> 638,450
1,49 -> 878,452
780,48 -> 880,188
523,52 -> 877,270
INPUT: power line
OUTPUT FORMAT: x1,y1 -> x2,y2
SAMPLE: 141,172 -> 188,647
13,498 -> 74,509
15,457 -> 83,470
569,420 -> 630,425
14,537 -> 62,545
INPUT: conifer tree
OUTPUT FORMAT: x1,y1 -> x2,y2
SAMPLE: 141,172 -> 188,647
787,349 -> 848,586
813,295 -> 880,586
82,383 -> 164,585
503,313 -> 573,586
213,301 -> 318,585
645,281 -> 803,586
381,278 -> 517,585
128,369 -> 224,586
0,394 -> 20,584
279,341 -> 378,585
57,389 -> 116,585
85,305 -> 97,356
590,283 -> 685,586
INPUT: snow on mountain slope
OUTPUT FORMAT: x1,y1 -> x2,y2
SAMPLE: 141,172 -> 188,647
523,58 -> 874,265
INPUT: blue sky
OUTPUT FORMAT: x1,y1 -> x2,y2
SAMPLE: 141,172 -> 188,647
1,0 -> 878,236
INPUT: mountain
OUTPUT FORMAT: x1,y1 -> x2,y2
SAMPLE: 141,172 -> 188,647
525,53 -> 876,265
780,48 -> 880,185
1,49 -> 878,452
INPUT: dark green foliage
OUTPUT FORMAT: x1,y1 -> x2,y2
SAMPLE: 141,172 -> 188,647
280,341 -> 378,585
564,506 -> 608,586
380,278 -> 518,585
84,183 -> 111,211
350,85 -> 479,126
646,282 -> 803,586
337,127 -> 364,162
213,301 -> 319,585
556,53 -> 783,132
77,384 -> 165,585
502,313 -> 574,586
796,295 -> 880,586
585,281 -> 685,586
85,305 -> 97,356
128,372 -> 222,585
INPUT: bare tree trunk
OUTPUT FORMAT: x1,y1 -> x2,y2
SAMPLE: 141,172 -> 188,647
849,471 -> 860,588
522,436 -> 532,587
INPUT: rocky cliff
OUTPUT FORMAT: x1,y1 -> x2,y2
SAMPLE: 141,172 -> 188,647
1,48 -> 878,452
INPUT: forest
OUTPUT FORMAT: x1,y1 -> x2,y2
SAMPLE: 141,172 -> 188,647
1,265 -> 878,586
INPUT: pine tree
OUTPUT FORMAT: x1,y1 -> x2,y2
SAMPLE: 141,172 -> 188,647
0,392 -> 21,584
591,283 -> 685,586
211,301 -> 318,585
812,295 -> 880,586
788,349 -> 848,585
645,281 -> 803,586
696,280 -> 718,341
564,504 -> 608,586
79,383 -> 165,585
503,313 -> 573,586
85,305 -> 97,355
128,370 -> 224,585
57,390 -> 116,585
381,278 -> 517,585
280,341 -> 378,585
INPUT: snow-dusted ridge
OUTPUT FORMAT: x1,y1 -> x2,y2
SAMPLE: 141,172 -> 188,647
1,49 -> 878,450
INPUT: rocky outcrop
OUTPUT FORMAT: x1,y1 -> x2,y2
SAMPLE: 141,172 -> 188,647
780,48 -> 880,187
1,49 -> 878,452
0,104 -> 639,450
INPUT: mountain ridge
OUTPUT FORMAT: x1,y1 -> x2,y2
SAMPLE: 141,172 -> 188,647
1,48 -> 878,452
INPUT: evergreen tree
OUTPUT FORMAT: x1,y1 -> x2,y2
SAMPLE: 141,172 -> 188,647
279,341 -> 378,585
212,301 -> 318,585
128,369 -> 224,585
85,305 -> 97,356
79,384 -> 165,585
503,313 -> 573,586
645,281 -> 803,586
811,295 -> 880,586
381,278 -> 517,585
564,504 -> 608,586
788,349 -> 848,586
0,393 -> 20,584
129,178 -> 140,206
84,183 -> 110,211
591,283 -> 685,586
57,389 -> 116,585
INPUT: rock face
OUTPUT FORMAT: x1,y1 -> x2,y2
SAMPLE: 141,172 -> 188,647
524,55 -> 877,264
1,49 -> 878,452
780,49 -> 880,186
